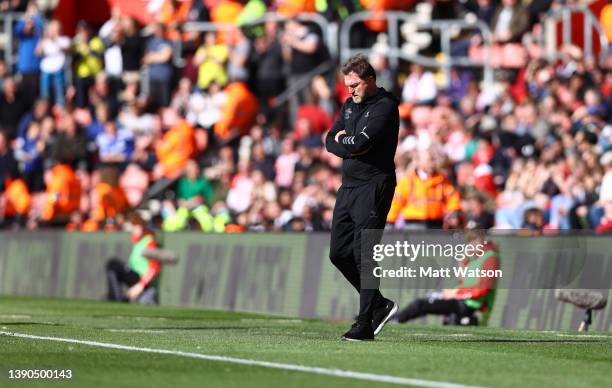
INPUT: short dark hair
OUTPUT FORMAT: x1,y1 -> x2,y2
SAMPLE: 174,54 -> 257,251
341,54 -> 376,81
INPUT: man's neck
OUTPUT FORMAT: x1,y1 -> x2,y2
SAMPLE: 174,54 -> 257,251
360,86 -> 378,103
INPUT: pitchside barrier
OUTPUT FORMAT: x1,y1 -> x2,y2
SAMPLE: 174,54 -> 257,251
0,231 -> 610,331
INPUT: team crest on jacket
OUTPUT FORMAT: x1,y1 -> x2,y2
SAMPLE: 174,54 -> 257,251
344,108 -> 352,119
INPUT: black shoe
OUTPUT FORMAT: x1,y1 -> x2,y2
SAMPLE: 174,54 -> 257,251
372,298 -> 398,336
341,321 -> 374,341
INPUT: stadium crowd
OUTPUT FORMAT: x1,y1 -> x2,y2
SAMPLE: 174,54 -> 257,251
0,0 -> 610,234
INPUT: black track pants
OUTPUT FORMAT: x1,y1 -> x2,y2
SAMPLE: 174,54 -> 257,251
106,258 -> 140,301
395,297 -> 475,323
329,177 -> 395,322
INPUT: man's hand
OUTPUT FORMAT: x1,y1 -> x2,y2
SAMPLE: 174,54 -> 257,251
442,289 -> 458,300
127,283 -> 145,301
350,149 -> 369,156
334,130 -> 346,143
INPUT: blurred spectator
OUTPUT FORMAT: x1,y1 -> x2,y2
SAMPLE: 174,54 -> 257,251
275,137 -> 299,189
227,159 -> 254,213
463,0 -> 496,26
186,81 -> 227,129
595,200 -> 612,234
276,0 -> 315,17
445,68 -> 472,106
72,21 -> 105,107
0,132 -> 18,192
401,64 -> 437,106
252,20 -> 285,111
491,0 -> 529,44
194,32 -> 229,90
155,108 -> 196,179
0,60 -> 7,89
227,27 -> 251,83
37,20 -> 69,107
95,120 -> 134,166
15,3 -> 43,103
162,160 -> 220,232
120,163 -> 150,207
210,0 -> 244,45
590,151 -> 612,228
16,98 -> 49,140
100,19 -> 124,110
1,168 -> 31,228
370,52 -> 395,93
387,149 -> 461,229
251,142 -> 275,180
49,112 -> 87,168
0,0 -> 27,12
14,120 -> 44,192
119,17 -> 144,85
293,83 -> 333,137
213,82 -> 258,142
88,166 -> 129,228
464,193 -> 495,230
521,207 -> 545,233
143,23 -> 173,109
0,77 -> 28,139
41,163 -> 81,225
281,19 -> 330,104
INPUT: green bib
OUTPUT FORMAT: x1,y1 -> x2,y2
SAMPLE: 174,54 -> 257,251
462,249 -> 498,311
128,235 -> 154,277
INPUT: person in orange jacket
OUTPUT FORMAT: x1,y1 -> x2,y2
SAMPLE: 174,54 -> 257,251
275,0 -> 315,17
387,149 -> 461,229
213,82 -> 259,143
91,166 -> 129,220
2,172 -> 32,228
360,0 -> 414,33
210,0 -> 244,45
155,108 -> 196,179
41,164 -> 81,225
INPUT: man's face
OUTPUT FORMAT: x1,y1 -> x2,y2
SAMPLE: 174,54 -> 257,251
344,71 -> 370,104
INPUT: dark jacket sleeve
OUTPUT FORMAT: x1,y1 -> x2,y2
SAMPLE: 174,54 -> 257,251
325,104 -> 352,159
337,101 -> 394,154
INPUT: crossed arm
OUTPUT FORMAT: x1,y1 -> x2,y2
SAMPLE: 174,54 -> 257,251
325,102 -> 394,158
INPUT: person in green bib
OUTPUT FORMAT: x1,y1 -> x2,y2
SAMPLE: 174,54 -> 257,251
106,213 -> 175,302
162,160 -> 230,232
395,230 -> 500,324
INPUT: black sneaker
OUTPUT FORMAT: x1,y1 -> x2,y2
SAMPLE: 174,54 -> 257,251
372,298 -> 398,336
341,321 -> 374,341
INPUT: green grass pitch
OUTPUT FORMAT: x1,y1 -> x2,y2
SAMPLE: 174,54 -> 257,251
1,296 -> 611,387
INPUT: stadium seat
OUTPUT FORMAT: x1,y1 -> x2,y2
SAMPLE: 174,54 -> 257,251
469,44 -> 528,68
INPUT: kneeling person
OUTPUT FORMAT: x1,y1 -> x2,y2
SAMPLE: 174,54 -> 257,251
106,213 -> 176,303
396,233 -> 499,324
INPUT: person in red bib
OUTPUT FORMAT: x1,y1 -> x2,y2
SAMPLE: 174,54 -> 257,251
395,231 -> 500,325
105,213 -> 176,303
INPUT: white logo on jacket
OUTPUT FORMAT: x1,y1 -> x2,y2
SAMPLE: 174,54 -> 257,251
344,108 -> 352,120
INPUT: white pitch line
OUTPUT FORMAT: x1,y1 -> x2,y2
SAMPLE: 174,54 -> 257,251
0,331 -> 482,388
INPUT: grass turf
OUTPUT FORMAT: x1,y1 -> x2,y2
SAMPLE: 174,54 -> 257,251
0,296 -> 611,388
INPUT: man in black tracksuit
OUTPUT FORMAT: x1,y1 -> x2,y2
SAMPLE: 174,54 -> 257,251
325,55 -> 399,341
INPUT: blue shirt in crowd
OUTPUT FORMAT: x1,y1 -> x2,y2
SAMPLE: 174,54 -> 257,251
15,15 -> 43,74
96,128 -> 134,161
145,37 -> 172,81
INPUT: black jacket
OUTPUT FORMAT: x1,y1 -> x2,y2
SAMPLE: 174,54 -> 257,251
325,87 -> 399,187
